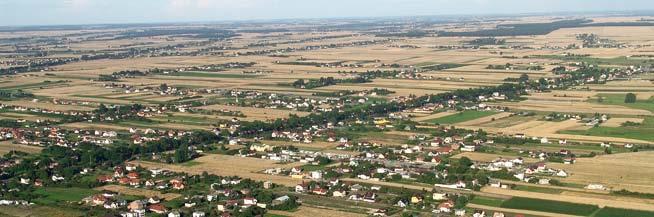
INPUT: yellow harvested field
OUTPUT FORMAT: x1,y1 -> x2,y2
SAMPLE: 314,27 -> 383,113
459,119 -> 654,144
549,151 -> 654,194
0,112 -> 60,121
457,112 -> 513,126
198,104 -> 311,121
0,141 -> 43,154
268,206 -> 366,217
258,140 -> 340,150
452,152 -> 540,164
60,122 -> 129,131
95,185 -> 181,201
601,117 -> 644,127
526,91 -> 597,102
412,111 -> 457,122
2,100 -> 94,111
131,154 -> 306,187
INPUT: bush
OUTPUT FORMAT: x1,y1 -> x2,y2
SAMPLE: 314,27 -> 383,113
624,93 -> 637,103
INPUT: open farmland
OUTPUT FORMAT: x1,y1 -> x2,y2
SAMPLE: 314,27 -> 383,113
3,9 -> 654,217
95,185 -> 181,201
0,141 -> 43,154
549,151 -> 654,194
131,154 -> 305,187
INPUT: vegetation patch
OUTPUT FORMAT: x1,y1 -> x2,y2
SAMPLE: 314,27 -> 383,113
596,93 -> 654,112
33,187 -> 98,204
468,196 -> 506,207
561,117 -> 654,142
594,207 -> 654,217
499,197 -> 598,216
513,185 -> 563,194
426,110 -> 498,124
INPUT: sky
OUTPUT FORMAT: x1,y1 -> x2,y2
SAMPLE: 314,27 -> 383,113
1,0 -> 654,26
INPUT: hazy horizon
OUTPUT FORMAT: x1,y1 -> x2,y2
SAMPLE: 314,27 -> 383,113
2,0 -> 654,26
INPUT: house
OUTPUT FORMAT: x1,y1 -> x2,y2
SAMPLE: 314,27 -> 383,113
148,204 -> 168,214
168,211 -> 181,217
126,164 -> 138,171
538,179 -> 551,185
396,199 -> 408,208
127,172 -> 139,179
540,137 -> 549,144
460,145 -> 477,152
170,179 -> 185,190
585,184 -> 607,190
454,209 -> 467,216
51,175 -> 65,182
272,195 -> 290,206
311,188 -> 328,195
489,180 -> 503,188
410,195 -> 423,204
362,192 -> 377,203
243,197 -> 258,206
333,190 -> 347,197
432,192 -> 447,200
372,209 -> 388,216
128,200 -> 145,211
436,200 -> 454,213
493,212 -> 505,217
98,175 -> 114,183
295,184 -> 307,193
148,197 -> 161,204
192,211 -> 206,217
473,211 -> 486,217
91,195 -> 108,206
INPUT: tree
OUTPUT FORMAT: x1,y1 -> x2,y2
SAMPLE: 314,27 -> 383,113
519,73 -> 529,82
174,144 -> 189,163
624,93 -> 637,103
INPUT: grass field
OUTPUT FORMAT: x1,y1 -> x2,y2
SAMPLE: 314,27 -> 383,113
536,55 -> 653,66
0,205 -> 83,217
0,141 -> 43,154
132,154 -> 306,187
596,93 -> 654,112
514,185 -> 564,194
95,185 -> 181,201
469,196 -> 506,207
426,110 -> 498,124
500,197 -> 599,216
33,187 -> 97,205
593,207 -> 654,217
561,117 -> 654,142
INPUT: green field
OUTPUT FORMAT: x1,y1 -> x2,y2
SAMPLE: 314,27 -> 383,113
596,93 -> 654,112
514,185 -> 563,194
426,110 -> 498,124
500,197 -> 599,216
469,196 -> 506,207
536,55 -> 654,66
593,207 -> 654,217
33,187 -> 98,204
561,117 -> 654,142
166,71 -> 260,78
